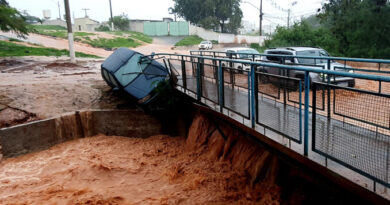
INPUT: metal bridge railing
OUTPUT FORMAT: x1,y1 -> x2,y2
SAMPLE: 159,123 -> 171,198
153,52 -> 390,192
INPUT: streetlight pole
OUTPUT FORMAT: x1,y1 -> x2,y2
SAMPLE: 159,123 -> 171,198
259,0 -> 263,36
109,0 -> 114,31
64,0 -> 75,63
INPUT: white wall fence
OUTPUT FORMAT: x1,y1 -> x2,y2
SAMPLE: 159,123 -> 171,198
189,25 -> 265,45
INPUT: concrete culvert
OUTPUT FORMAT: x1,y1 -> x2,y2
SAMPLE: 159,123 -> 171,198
0,107 -> 387,204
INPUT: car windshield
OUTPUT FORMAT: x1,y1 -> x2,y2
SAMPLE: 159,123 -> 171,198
237,49 -> 260,59
296,50 -> 329,64
200,41 -> 209,44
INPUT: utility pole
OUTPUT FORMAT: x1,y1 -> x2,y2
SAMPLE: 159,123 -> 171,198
259,0 -> 263,36
109,0 -> 114,31
82,8 -> 90,17
57,1 -> 61,20
287,1 -> 297,28
287,9 -> 290,28
64,0 -> 75,63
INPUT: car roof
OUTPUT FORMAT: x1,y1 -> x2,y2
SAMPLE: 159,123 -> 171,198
265,47 -> 323,52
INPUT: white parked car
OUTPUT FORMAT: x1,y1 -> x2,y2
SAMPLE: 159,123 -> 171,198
198,41 -> 213,50
222,47 -> 260,72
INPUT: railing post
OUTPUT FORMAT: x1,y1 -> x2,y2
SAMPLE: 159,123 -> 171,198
327,59 -> 331,118
213,53 -> 218,80
218,60 -> 224,112
304,71 -> 310,156
379,63 -> 382,93
250,65 -> 257,128
229,54 -> 234,89
312,83 -> 317,152
196,57 -> 202,101
299,79 -> 303,143
181,56 -> 187,90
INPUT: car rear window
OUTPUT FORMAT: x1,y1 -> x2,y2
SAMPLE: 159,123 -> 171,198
266,51 -> 294,63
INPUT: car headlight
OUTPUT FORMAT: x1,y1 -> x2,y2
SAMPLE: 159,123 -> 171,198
320,73 -> 328,78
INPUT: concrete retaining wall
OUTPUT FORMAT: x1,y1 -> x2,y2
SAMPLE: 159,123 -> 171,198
189,25 -> 219,41
189,25 -> 266,45
0,110 -> 163,158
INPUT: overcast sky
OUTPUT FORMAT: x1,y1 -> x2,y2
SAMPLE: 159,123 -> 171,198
8,0 -> 326,28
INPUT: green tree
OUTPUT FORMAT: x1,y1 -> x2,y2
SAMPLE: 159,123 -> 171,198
22,11 -> 42,24
95,25 -> 110,32
109,14 -> 130,31
0,0 -> 30,37
264,21 -> 341,56
173,0 -> 243,33
320,0 -> 390,58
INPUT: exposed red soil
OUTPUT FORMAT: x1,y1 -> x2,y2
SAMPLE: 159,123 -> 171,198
45,62 -> 79,69
0,107 -> 38,128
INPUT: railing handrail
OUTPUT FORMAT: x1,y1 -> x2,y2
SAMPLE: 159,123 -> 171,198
154,53 -> 390,83
189,50 -> 390,64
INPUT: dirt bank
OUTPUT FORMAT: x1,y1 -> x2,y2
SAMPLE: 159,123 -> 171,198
0,57 -> 131,129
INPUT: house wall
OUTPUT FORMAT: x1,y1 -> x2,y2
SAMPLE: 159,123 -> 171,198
74,18 -> 100,32
129,21 -> 144,33
35,19 -> 67,28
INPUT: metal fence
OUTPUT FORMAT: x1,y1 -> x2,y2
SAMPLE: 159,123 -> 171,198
153,51 -> 390,190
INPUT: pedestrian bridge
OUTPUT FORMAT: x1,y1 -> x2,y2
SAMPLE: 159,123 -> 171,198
153,51 -> 390,199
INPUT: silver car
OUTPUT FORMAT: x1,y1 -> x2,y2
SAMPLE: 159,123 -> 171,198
260,47 -> 355,87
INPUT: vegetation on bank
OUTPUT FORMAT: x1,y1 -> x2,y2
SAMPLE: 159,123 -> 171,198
175,35 -> 204,46
31,25 -> 150,48
262,0 -> 390,59
82,37 -> 141,50
109,31 -> 153,43
0,40 -> 100,58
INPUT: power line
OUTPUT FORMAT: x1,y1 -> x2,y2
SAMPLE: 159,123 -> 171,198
264,0 -> 288,12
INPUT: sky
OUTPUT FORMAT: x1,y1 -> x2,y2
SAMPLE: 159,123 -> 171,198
8,0 -> 326,31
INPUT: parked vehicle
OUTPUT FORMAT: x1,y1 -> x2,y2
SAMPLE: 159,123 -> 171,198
222,47 -> 260,72
198,41 -> 213,50
260,47 -> 355,87
101,48 -> 170,104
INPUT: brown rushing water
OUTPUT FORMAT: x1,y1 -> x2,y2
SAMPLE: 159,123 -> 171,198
0,134 -> 279,205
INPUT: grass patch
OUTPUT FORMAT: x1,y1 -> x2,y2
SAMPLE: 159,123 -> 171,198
34,30 -> 67,38
31,25 -> 67,31
83,37 -> 141,49
128,32 -> 153,43
75,32 -> 95,37
250,43 -> 265,53
0,40 -> 100,58
108,31 -> 153,43
9,38 -> 22,42
175,35 -> 204,46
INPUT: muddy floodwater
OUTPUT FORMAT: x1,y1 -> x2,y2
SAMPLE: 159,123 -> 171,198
0,134 -> 279,204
